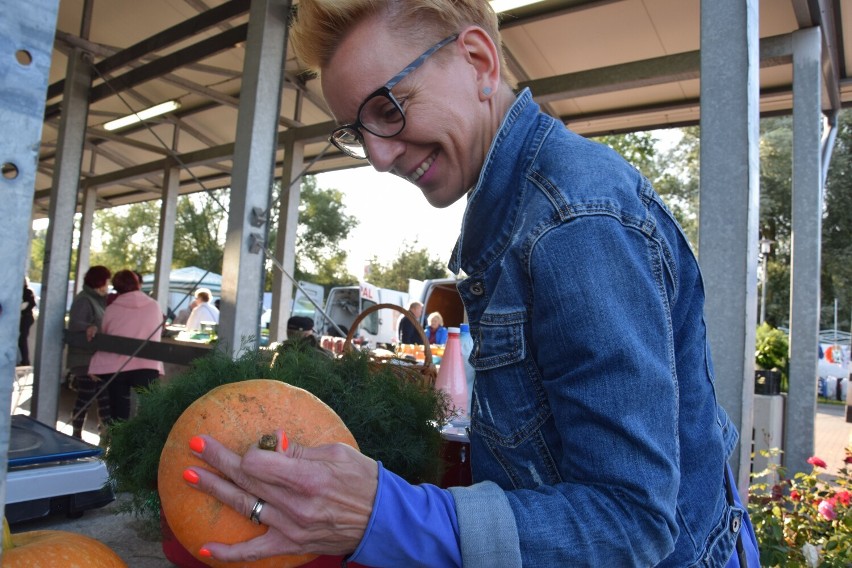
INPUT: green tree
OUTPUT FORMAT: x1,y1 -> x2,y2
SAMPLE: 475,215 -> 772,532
757,116 -> 794,329
27,227 -> 46,282
266,176 -> 358,290
595,130 -> 659,176
822,110 -> 852,331
654,126 -> 700,245
172,190 -> 228,273
90,201 -> 161,273
365,242 -> 450,291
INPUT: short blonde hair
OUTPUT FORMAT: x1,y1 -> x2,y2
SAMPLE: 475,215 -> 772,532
427,311 -> 444,326
290,0 -> 509,81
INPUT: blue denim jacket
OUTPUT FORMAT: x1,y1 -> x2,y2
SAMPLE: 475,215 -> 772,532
446,89 -> 745,567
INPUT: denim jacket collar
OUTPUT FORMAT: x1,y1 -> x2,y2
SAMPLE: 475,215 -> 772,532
450,88 -> 539,276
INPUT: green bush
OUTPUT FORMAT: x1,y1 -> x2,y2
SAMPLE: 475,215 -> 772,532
756,322 -> 790,392
750,449 -> 852,566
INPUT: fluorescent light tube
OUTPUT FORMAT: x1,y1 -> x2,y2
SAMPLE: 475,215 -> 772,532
103,100 -> 181,131
490,0 -> 545,13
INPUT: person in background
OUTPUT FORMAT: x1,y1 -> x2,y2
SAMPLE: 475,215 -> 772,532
286,315 -> 316,341
88,270 -> 165,422
425,311 -> 448,345
66,265 -> 113,439
398,300 -> 425,345
18,278 -> 36,366
184,1 -> 759,566
171,297 -> 199,326
285,315 -> 334,356
184,288 -> 219,332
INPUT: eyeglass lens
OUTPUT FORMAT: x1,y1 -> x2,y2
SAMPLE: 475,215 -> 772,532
360,91 -> 404,137
332,129 -> 367,159
332,91 -> 403,159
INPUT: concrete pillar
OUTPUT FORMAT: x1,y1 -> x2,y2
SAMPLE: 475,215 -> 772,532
784,27 -> 823,476
698,0 -> 760,497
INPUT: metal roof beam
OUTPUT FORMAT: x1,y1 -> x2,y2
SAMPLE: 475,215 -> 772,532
560,84 -> 825,137
33,120 -> 335,196
44,24 -> 248,119
520,33 -> 793,104
46,0 -> 250,100
88,129 -> 173,155
497,0 -> 624,29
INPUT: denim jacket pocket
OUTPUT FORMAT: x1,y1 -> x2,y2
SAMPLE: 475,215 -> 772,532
469,312 -> 558,487
471,310 -> 527,370
470,311 -> 547,444
685,502 -> 743,567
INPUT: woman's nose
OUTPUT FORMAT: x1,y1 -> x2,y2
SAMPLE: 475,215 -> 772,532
362,131 -> 404,172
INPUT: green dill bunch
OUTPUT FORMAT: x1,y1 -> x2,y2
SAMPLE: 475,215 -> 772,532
104,343 -> 451,522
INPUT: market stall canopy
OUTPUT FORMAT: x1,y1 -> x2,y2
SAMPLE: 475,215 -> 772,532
140,265 -> 221,313
32,0 -> 852,219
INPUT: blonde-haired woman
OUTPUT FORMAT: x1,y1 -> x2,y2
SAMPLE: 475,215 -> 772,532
425,311 -> 447,345
185,1 -> 759,566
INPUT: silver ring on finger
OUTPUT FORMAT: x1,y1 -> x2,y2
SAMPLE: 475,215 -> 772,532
249,497 -> 265,525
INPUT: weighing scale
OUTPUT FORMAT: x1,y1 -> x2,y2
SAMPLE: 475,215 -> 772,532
5,414 -> 114,524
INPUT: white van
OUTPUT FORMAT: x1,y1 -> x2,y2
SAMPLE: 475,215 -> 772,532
414,278 -> 467,329
317,281 -> 409,349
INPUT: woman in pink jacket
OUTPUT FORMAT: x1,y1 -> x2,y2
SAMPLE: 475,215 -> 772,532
89,270 -> 165,421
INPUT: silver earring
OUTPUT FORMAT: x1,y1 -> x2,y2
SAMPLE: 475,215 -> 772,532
483,86 -> 492,96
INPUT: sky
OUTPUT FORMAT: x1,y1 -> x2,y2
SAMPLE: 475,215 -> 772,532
315,167 -> 467,279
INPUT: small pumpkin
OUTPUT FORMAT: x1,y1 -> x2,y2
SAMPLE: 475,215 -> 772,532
158,379 -> 359,568
2,517 -> 127,567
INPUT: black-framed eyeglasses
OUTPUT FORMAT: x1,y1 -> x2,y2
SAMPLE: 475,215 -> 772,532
329,34 -> 459,160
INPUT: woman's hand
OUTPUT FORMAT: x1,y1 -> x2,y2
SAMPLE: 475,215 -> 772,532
85,325 -> 98,341
184,431 -> 378,563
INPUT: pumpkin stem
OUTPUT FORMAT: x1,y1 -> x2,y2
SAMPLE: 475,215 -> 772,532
2,517 -> 14,550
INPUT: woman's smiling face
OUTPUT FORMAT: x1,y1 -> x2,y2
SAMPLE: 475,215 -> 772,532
321,16 -> 492,209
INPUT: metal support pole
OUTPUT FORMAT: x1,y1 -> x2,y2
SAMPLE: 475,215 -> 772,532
759,238 -> 772,325
270,137 -> 304,343
0,0 -> 61,521
759,253 -> 768,325
32,45 -> 92,425
74,185 -> 98,294
784,27 -> 823,477
154,161 -> 180,316
698,0 -> 760,498
218,0 -> 288,355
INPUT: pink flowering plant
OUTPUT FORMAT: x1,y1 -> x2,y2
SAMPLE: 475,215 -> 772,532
748,448 -> 852,566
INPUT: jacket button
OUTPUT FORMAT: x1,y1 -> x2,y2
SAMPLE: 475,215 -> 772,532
470,282 -> 484,296
730,515 -> 741,533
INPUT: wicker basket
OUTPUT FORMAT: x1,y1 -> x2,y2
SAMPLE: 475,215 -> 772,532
343,303 -> 437,389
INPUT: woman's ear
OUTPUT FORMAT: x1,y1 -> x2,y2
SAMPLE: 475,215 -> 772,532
457,26 -> 501,100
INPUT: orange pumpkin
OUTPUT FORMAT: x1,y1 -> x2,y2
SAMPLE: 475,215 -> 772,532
158,379 -> 359,568
2,517 -> 127,567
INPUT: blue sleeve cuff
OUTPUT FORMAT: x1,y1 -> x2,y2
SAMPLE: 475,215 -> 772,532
348,462 -> 462,568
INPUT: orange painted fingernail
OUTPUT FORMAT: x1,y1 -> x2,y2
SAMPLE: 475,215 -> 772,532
198,548 -> 212,558
183,469 -> 199,484
189,436 -> 205,453
280,432 -> 289,452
